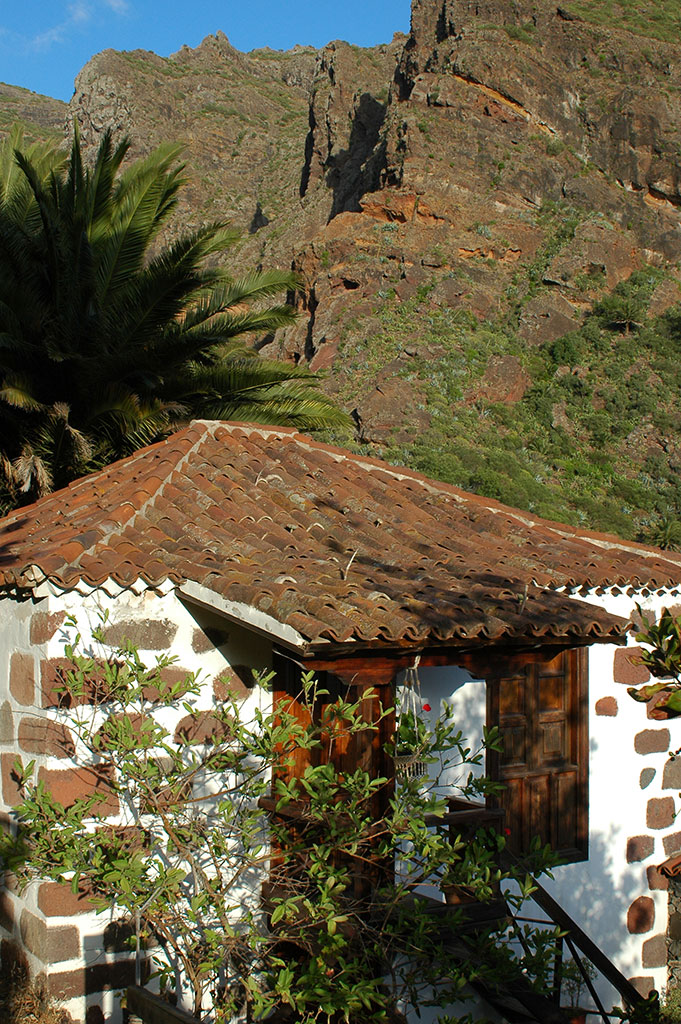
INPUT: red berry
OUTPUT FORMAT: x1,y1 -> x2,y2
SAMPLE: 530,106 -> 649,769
422,703 -> 431,712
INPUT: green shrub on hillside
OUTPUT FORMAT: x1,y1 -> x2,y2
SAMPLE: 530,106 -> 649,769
331,263 -> 681,541
563,0 -> 681,43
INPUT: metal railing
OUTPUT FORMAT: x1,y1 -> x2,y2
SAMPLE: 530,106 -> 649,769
426,800 -> 656,1023
507,862 -> 657,1023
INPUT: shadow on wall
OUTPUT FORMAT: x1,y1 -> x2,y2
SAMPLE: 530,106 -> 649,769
544,734 -> 647,1001
327,92 -> 388,219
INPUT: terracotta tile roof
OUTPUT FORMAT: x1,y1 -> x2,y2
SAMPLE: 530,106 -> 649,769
1,420 -> 679,651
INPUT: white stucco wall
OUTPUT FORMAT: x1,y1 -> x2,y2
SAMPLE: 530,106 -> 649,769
0,580 -> 273,1024
549,587 -> 681,1003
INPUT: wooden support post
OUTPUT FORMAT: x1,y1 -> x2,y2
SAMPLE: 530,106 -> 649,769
271,649 -> 405,900
273,650 -> 403,812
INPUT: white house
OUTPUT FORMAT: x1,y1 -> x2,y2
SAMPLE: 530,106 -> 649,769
0,419 -> 680,1022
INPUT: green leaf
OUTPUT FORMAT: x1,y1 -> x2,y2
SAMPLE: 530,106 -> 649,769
270,903 -> 287,925
661,690 -> 681,713
627,682 -> 671,702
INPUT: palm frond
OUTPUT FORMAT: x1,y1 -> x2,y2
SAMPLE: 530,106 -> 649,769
195,392 -> 352,430
13,450 -> 53,496
165,358 -> 352,431
15,402 -> 95,497
97,226 -> 240,366
156,306 -> 297,363
93,148 -> 190,302
114,140 -> 185,218
0,126 -> 65,223
84,130 -> 129,227
0,131 -> 347,504
0,372 -> 45,411
198,270 -> 300,310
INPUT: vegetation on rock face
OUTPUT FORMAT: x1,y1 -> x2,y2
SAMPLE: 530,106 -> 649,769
563,0 -> 681,43
0,85 -> 66,149
0,128 -> 349,509
326,216 -> 681,542
4,0 -> 681,538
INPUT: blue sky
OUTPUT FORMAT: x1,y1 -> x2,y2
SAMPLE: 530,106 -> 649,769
1,1 -> 412,102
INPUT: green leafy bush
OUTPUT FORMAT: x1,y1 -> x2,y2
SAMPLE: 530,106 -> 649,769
1,624 -> 560,1023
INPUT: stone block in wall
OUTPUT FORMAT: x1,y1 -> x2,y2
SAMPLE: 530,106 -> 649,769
95,712 -> 146,750
9,653 -> 36,706
38,881 -> 98,918
44,957 -> 145,1000
635,729 -> 671,755
595,696 -> 617,716
142,665 -> 193,702
614,648 -> 650,685
647,865 -> 669,891
647,796 -> 676,829
0,889 -> 14,932
0,938 -> 29,983
626,835 -> 654,863
192,625 -> 229,653
3,870 -> 20,892
640,768 -> 656,789
669,960 -> 681,993
41,657 -> 113,708
0,701 -> 13,743
670,912 -> 681,940
104,618 -> 177,651
174,710 -> 234,745
103,918 -> 135,952
19,909 -> 80,963
665,832 -> 681,856
213,665 -> 257,701
663,758 -> 681,789
1,752 -> 24,806
18,717 -> 75,758
30,611 -> 66,646
37,765 -> 119,815
641,933 -> 667,968
628,976 -> 655,997
41,657 -> 82,708
627,896 -> 655,934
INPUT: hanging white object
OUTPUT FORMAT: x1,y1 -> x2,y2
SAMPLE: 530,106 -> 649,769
395,656 -> 428,780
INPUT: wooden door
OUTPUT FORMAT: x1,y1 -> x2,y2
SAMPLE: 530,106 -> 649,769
487,648 -> 588,863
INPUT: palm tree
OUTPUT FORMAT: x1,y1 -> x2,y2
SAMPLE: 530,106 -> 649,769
644,514 -> 681,551
0,128 -> 349,508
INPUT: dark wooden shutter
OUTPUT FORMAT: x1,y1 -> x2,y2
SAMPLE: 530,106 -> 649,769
487,648 -> 588,863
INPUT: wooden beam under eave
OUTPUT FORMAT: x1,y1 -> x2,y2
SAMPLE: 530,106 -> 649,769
299,640 -> 601,683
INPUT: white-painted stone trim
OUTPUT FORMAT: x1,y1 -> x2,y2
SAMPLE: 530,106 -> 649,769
178,579 -> 314,650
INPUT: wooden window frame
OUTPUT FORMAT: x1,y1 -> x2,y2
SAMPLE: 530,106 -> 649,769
485,647 -> 589,864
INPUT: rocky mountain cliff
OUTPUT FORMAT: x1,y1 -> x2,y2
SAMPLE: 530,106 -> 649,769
5,0 -> 681,540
